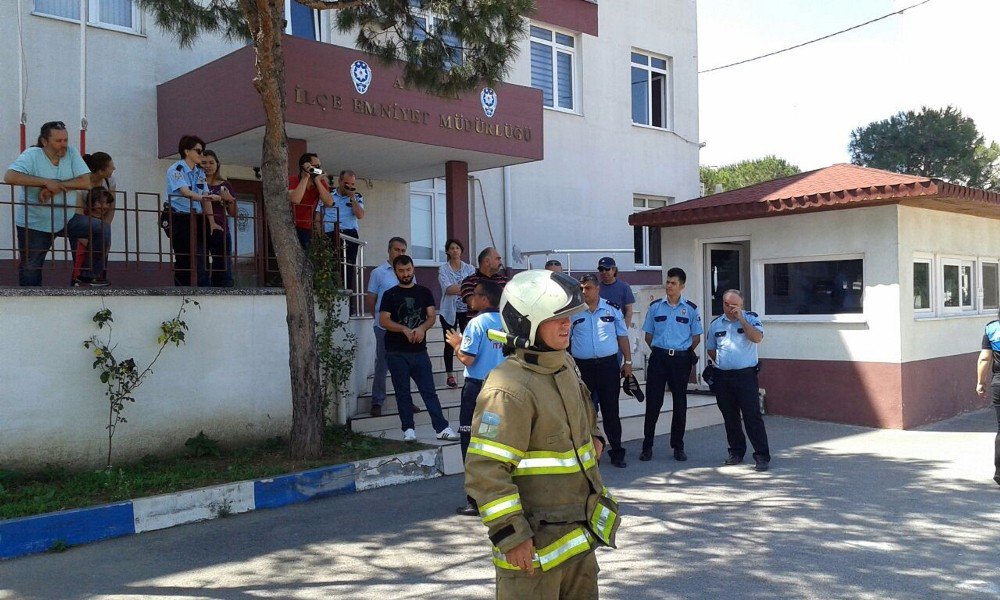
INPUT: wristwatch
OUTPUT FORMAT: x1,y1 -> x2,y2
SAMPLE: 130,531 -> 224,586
624,360 -> 632,365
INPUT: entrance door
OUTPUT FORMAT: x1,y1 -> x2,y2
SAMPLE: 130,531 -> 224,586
228,179 -> 272,286
704,242 -> 750,320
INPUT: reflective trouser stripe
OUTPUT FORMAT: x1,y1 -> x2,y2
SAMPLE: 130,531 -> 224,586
479,493 -> 522,524
467,438 -> 525,466
492,527 -> 594,572
512,442 -> 598,476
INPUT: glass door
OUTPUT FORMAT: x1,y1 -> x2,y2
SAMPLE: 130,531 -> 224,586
705,243 -> 748,320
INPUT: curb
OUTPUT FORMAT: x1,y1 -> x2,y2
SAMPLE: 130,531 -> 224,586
0,446 -> 446,561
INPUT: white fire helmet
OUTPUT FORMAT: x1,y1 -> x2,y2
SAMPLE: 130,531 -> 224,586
499,270 -> 586,348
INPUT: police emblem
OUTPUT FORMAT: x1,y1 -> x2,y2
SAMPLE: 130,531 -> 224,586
478,411 -> 501,439
350,60 -> 372,95
480,87 -> 497,118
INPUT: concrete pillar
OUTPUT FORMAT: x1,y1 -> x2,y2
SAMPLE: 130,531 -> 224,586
445,160 -> 470,251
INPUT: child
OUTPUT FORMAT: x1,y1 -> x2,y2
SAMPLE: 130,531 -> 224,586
71,187 -> 114,287
445,279 -> 506,516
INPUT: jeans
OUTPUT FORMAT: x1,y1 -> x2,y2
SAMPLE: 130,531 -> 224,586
17,216 -> 110,286
207,228 -> 234,287
386,351 -> 450,433
714,367 -> 770,461
296,227 -> 312,251
440,312 -> 471,374
643,348 -> 693,451
577,355 -> 625,461
372,325 -> 387,407
169,211 -> 209,287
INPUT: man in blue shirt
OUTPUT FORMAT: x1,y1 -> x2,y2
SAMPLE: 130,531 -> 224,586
641,267 -> 702,462
706,289 -> 770,471
597,256 -> 635,327
571,273 -> 633,468
976,310 -> 1000,486
445,279 -> 506,515
4,121 -> 107,286
366,237 -> 415,417
317,169 -> 365,290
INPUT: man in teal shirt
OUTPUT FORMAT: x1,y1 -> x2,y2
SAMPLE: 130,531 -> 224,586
4,121 -> 108,286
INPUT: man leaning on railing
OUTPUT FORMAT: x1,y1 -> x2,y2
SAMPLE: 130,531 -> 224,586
4,121 -> 110,287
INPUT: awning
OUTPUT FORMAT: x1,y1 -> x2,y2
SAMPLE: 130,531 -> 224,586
157,35 -> 544,182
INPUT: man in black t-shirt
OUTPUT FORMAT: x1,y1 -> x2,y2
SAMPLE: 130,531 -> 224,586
976,314 -> 1000,486
380,254 -> 460,443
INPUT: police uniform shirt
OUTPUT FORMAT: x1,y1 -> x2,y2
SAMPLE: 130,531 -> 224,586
983,320 -> 1000,380
642,296 -> 703,351
570,298 -> 628,360
459,309 -> 506,380
317,189 -> 364,233
706,311 -> 763,370
165,160 -> 209,214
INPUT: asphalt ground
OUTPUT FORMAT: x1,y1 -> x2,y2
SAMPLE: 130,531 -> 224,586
1,409 -> 997,599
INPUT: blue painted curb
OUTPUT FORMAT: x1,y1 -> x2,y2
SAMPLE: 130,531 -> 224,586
0,447 -> 442,561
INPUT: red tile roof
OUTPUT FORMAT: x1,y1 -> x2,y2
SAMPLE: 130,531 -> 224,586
629,163 -> 1000,228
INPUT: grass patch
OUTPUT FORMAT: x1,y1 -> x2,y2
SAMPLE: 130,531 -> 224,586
0,426 -> 429,521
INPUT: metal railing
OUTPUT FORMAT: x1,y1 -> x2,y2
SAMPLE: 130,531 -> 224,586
1,184 -> 365,295
517,248 -> 636,275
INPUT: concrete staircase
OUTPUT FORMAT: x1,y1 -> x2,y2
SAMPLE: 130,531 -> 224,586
348,327 -> 724,469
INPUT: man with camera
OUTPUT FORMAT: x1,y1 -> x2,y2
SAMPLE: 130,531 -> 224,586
316,169 -> 365,290
288,153 -> 334,250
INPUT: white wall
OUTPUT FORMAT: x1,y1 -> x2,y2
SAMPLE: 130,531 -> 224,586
897,206 -> 1000,362
0,293 -> 293,469
658,206 -> 904,363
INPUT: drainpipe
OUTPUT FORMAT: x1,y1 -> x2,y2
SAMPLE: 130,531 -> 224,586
503,166 -> 514,267
78,0 -> 87,153
17,0 -> 25,151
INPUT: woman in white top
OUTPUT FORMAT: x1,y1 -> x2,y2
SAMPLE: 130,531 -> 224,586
438,238 -> 476,388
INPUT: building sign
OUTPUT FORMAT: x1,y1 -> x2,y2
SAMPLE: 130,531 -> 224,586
350,60 -> 372,94
481,87 -> 497,118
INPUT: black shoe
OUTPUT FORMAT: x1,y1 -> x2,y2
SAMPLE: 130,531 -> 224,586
673,449 -> 688,462
723,454 -> 743,466
413,405 -> 422,413
754,459 -> 770,472
456,502 -> 479,516
370,405 -> 382,417
639,449 -> 653,461
610,457 -> 627,468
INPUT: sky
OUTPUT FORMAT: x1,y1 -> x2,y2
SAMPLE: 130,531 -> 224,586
696,0 -> 1000,171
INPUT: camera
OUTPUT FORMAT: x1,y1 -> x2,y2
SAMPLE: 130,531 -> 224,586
305,166 -> 324,176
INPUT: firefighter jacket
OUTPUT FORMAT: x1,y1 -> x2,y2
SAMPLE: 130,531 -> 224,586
464,347 -> 621,573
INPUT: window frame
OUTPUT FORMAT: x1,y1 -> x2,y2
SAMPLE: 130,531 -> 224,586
632,195 -> 670,269
409,2 -> 464,69
755,253 -> 866,323
939,256 -> 976,314
408,178 -> 449,267
979,257 -> 1000,313
33,0 -> 143,35
529,23 -> 578,114
912,255 -> 934,315
630,49 -> 672,131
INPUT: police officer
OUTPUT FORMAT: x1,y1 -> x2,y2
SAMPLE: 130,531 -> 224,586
465,270 -> 620,599
706,289 -> 771,472
976,309 -> 1000,486
641,267 -> 702,462
571,273 -> 633,468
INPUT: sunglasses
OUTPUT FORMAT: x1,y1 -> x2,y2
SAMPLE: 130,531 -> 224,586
597,266 -> 613,272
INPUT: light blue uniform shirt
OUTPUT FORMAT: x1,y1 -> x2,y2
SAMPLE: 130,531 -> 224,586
570,298 -> 628,360
706,311 -> 763,370
317,190 -> 363,233
367,261 -> 416,330
165,159 -> 208,213
459,309 -> 506,380
643,295 -> 703,350
9,146 -> 90,233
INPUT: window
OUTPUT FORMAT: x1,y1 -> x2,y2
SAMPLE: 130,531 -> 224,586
631,51 -> 671,129
35,1 -> 141,33
982,262 -> 999,311
409,1 -> 463,68
530,25 -> 575,111
941,259 -> 974,311
913,260 -> 932,311
763,258 -> 864,315
409,178 -> 448,263
633,196 -> 669,267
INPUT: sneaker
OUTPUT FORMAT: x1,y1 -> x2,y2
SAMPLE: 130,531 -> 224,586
413,405 -> 422,413
456,502 -> 479,517
89,277 -> 110,287
370,404 -> 382,417
436,427 -> 460,441
71,277 -> 92,288
446,375 -> 458,388
403,428 -> 417,442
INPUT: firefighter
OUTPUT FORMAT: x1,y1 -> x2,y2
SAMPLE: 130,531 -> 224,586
464,269 -> 621,599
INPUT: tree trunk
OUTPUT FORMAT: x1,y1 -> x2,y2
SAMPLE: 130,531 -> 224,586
243,0 -> 324,459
